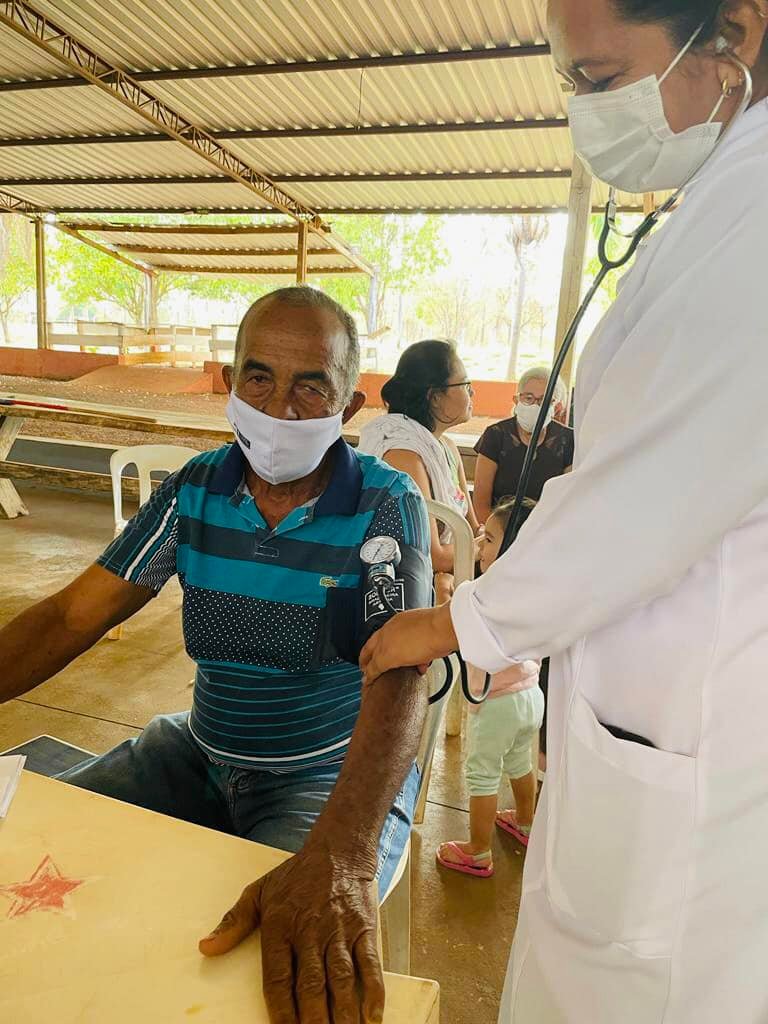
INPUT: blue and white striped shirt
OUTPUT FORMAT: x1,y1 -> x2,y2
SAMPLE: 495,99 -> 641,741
98,440 -> 431,771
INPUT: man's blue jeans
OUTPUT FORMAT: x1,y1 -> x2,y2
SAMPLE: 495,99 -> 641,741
56,712 -> 418,897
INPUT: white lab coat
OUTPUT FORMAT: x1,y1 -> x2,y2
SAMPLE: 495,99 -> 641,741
451,97 -> 768,1024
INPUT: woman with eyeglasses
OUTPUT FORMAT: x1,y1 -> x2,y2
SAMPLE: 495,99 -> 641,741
473,366 -> 574,525
358,339 -> 479,600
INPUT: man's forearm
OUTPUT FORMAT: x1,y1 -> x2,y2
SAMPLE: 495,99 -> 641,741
0,597 -> 98,703
305,668 -> 427,871
0,564 -> 155,705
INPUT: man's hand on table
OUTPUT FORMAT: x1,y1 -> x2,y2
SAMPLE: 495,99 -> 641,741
199,837 -> 383,1024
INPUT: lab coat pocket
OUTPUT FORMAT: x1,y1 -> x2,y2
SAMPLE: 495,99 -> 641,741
548,691 -> 695,955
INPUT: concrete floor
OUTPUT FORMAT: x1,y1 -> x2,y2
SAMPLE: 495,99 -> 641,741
0,484 -> 522,1024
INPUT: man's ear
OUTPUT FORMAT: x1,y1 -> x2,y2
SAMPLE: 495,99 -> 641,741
342,390 -> 366,424
222,364 -> 234,395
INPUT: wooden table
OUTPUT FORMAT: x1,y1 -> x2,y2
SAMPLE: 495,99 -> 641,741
0,772 -> 439,1023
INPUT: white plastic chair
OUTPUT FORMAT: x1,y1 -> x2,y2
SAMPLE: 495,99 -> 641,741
379,499 -> 475,975
107,444 -> 198,640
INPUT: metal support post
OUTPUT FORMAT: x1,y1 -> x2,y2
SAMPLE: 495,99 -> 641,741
143,272 -> 158,328
553,157 -> 593,393
34,217 -> 47,350
296,222 -> 308,284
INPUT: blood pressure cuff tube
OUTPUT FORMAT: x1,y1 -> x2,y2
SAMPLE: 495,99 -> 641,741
326,544 -> 432,665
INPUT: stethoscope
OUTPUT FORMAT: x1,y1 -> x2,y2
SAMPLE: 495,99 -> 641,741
441,50 -> 755,706
365,52 -> 753,706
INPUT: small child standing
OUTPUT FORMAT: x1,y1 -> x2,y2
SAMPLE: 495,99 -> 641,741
437,498 -> 544,879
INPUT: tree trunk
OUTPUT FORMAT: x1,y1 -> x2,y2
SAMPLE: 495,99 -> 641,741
366,273 -> 379,336
0,310 -> 9,344
506,258 -> 527,380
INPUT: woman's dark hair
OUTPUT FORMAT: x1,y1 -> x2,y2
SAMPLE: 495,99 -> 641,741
614,0 -> 721,46
616,0 -> 768,61
381,339 -> 457,431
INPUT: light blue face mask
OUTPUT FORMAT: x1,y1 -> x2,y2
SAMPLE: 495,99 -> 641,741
568,22 -> 729,192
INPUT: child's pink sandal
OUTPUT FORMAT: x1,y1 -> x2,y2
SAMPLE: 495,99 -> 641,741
436,842 -> 494,878
496,811 -> 531,847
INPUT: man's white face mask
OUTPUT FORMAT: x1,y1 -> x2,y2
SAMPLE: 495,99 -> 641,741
226,392 -> 343,485
567,22 -> 727,193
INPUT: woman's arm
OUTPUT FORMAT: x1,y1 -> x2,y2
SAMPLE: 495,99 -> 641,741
472,453 -> 498,525
381,449 -> 454,573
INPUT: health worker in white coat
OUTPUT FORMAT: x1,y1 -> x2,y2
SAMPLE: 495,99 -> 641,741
361,1 -> 768,1021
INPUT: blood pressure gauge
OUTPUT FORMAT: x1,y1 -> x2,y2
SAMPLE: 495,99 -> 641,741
360,536 -> 402,569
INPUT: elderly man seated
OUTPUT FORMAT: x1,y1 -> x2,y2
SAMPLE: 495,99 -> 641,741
0,286 -> 431,1022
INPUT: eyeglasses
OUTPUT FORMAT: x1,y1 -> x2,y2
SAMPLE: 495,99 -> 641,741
517,392 -> 553,406
443,380 -> 474,396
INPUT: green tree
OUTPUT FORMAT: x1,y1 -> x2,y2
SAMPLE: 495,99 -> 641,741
315,214 -> 447,335
0,214 -> 35,343
504,216 -> 550,380
50,232 -> 175,324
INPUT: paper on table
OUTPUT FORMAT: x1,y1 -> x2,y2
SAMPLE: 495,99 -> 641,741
0,755 -> 26,818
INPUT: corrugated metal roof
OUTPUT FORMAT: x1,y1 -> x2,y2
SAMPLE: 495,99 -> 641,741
0,86 -> 157,139
0,58 -> 564,140
0,141 -> 214,180
0,0 -> 649,214
289,179 -> 640,212
232,128 -> 571,176
26,0 -> 547,71
136,251 -> 361,273
0,24 -> 70,81
64,225 -> 314,251
285,177 -> 570,211
7,181 -> 270,211
149,55 -> 565,131
58,219 -> 364,276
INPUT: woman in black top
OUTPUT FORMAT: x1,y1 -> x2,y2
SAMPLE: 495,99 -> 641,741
473,365 -> 574,524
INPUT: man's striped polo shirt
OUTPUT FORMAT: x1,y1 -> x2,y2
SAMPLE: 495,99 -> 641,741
97,439 -> 431,771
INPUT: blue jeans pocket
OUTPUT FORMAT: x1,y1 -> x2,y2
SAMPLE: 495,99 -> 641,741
375,762 -> 420,895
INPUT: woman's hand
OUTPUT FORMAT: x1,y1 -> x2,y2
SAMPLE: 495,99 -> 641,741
360,604 -> 459,685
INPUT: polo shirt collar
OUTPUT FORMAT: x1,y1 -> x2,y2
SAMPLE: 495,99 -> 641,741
314,438 -> 362,517
208,438 -> 362,517
208,442 -> 246,496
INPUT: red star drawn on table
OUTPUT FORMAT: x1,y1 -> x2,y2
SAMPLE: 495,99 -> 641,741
0,855 -> 85,919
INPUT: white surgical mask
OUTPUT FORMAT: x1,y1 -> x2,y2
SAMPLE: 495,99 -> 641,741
515,401 -> 553,435
226,392 -> 343,485
568,22 -> 727,193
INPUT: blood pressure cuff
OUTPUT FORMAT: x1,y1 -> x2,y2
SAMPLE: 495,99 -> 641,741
324,490 -> 433,665
326,544 -> 432,664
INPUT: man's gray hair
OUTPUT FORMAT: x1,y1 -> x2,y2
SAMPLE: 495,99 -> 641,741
518,365 -> 568,409
235,285 -> 360,401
